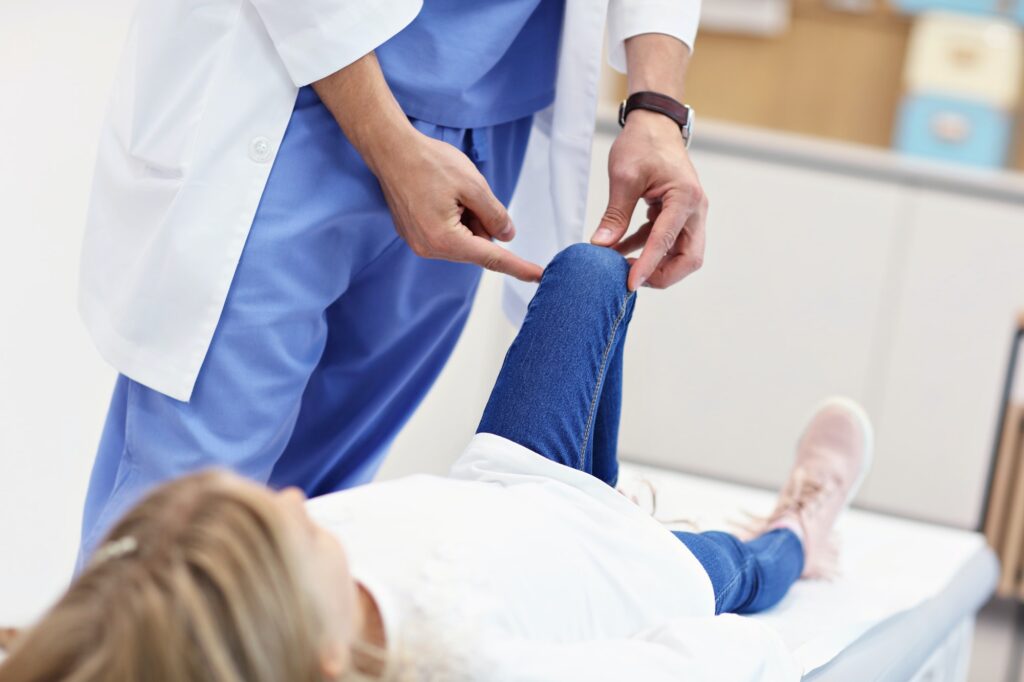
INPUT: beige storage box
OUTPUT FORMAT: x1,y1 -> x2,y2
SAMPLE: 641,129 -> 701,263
903,12 -> 1023,109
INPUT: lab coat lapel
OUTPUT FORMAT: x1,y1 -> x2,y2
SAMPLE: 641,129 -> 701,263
505,0 -> 609,322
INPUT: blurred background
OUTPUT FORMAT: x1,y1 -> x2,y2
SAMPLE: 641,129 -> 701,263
1,0 -> 1023,678
646,0 -> 1024,171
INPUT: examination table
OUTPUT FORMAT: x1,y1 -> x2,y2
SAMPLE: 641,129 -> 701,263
619,464 -> 999,681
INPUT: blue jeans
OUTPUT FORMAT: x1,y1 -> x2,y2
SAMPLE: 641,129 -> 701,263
78,87 -> 534,569
478,244 -> 804,615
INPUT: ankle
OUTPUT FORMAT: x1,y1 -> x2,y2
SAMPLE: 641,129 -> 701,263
767,514 -> 805,543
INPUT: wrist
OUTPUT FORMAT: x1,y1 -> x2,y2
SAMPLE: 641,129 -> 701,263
624,108 -> 683,138
354,118 -> 419,177
313,51 -> 419,177
619,91 -> 694,147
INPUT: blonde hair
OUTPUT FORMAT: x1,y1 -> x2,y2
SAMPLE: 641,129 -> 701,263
0,470 -> 355,682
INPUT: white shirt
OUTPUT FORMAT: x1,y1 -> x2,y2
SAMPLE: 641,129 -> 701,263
306,434 -> 800,681
78,0 -> 701,402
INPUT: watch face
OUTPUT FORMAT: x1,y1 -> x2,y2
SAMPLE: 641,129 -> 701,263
682,106 -> 695,147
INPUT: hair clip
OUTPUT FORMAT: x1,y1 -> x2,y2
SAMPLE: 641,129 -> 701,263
91,536 -> 139,566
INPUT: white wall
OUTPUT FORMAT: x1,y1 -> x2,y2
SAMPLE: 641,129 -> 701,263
0,0 -> 135,626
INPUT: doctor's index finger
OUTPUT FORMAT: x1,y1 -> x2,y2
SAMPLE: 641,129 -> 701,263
452,231 -> 544,283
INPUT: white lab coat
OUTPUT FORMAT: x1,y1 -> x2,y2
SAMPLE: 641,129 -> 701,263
78,0 -> 701,401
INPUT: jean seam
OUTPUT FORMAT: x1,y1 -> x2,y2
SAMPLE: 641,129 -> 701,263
717,555 -> 757,614
760,530 -> 791,555
579,291 -> 634,470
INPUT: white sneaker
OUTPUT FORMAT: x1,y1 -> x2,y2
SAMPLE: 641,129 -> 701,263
758,397 -> 873,578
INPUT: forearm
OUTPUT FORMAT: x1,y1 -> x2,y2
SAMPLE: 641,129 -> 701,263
598,33 -> 706,291
312,52 -> 415,175
623,33 -> 690,100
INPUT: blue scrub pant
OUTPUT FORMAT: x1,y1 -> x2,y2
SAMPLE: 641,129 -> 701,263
477,244 -> 805,615
79,87 -> 533,567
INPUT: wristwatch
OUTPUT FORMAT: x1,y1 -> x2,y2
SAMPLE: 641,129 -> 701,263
618,91 -> 695,148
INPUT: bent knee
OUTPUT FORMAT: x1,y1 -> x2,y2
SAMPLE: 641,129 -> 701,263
548,243 -> 629,283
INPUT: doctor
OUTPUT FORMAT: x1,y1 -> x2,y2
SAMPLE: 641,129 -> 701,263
77,0 -> 707,562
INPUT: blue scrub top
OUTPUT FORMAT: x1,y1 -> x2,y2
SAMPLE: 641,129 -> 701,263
376,0 -> 565,129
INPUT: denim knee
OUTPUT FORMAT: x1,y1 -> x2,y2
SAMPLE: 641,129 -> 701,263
545,244 -> 630,294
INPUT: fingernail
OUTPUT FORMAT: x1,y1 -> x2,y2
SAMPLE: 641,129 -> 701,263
594,227 -> 613,243
499,222 -> 514,240
636,275 -> 647,289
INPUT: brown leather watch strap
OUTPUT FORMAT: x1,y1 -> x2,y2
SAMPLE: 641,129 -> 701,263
618,91 -> 690,130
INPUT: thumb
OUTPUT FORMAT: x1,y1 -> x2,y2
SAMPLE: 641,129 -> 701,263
461,180 -> 515,242
593,178 -> 640,247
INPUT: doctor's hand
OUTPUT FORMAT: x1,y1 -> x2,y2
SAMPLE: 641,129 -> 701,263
591,109 -> 708,291
312,51 -> 542,284
371,131 -> 544,284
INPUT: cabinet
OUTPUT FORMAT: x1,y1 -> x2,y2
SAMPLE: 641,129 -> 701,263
586,122 -> 1024,527
868,191 -> 1024,525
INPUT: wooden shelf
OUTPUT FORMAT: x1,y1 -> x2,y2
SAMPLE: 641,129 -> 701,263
662,0 -> 1024,172
984,316 -> 1024,598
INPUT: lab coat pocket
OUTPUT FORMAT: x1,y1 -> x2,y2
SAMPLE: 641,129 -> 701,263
114,0 -> 237,177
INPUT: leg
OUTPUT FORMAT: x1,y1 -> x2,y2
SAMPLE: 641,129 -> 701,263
268,246 -> 482,492
673,529 -> 805,615
77,90 -> 383,564
267,115 -> 534,494
678,398 -> 874,614
590,337 -> 625,486
80,375 -> 130,546
477,243 -> 635,484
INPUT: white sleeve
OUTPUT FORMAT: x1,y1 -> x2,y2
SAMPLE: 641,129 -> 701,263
606,0 -> 702,73
248,0 -> 424,86
488,615 -> 800,682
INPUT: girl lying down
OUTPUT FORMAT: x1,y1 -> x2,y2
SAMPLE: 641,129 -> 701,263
0,244 -> 872,682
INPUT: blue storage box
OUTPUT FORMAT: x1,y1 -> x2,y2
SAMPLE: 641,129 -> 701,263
891,0 -> 1001,15
893,93 -> 1012,168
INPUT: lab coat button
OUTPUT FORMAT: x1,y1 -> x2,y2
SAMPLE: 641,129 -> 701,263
248,136 -> 273,163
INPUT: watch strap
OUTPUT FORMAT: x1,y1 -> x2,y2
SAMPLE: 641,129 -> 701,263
618,91 -> 693,144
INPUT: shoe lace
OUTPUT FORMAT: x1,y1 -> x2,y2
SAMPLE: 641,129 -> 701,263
768,466 -> 838,528
617,478 -> 702,530
731,466 -> 845,580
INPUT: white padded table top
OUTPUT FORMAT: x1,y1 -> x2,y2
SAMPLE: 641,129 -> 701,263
618,463 -> 997,677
